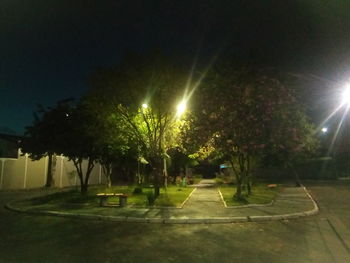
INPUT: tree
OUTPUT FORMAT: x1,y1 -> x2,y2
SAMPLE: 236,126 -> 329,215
21,99 -> 74,187
87,53 -> 189,196
81,97 -> 132,188
190,65 -> 318,199
167,147 -> 193,182
23,99 -> 102,194
55,103 -> 103,194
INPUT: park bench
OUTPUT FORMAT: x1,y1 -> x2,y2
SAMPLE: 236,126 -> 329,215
267,184 -> 277,188
96,193 -> 128,207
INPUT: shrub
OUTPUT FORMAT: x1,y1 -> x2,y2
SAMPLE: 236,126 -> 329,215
133,187 -> 143,194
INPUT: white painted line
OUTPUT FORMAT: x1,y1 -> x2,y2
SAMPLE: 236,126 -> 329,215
179,188 -> 197,208
218,188 -> 227,208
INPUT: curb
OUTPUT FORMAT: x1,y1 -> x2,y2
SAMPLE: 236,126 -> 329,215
5,186 -> 319,224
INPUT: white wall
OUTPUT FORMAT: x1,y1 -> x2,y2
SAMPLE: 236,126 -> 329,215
0,150 -> 105,190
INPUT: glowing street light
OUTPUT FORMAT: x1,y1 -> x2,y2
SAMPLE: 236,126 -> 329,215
341,84 -> 350,107
321,127 -> 328,133
142,103 -> 148,109
176,100 -> 186,116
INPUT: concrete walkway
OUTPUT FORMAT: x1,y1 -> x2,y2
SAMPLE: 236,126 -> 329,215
182,179 -> 225,213
5,180 -> 319,224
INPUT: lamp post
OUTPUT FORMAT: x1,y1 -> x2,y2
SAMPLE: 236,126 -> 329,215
163,100 -> 187,189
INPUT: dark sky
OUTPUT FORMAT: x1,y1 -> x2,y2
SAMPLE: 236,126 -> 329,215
1,0 -> 350,134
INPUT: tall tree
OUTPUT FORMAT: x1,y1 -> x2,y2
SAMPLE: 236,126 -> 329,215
87,53 -> 190,196
81,96 -> 132,188
21,99 -> 74,187
190,65 -> 318,198
22,99 -> 102,194
55,103 -> 102,194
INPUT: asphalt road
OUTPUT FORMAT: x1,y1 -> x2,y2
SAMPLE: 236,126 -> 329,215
1,182 -> 350,263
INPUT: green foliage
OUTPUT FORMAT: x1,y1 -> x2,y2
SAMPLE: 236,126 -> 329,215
146,191 -> 156,205
133,187 -> 143,194
188,65 -> 319,197
21,99 -> 77,187
86,52 -> 192,193
22,99 -> 103,193
22,99 -> 75,160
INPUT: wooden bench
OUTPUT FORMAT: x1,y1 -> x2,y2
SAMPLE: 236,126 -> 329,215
267,184 -> 277,189
97,193 -> 128,207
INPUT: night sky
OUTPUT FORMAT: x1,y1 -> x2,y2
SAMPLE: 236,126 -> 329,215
1,0 -> 350,134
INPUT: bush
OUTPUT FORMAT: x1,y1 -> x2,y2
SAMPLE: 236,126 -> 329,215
146,192 -> 156,205
133,187 -> 143,194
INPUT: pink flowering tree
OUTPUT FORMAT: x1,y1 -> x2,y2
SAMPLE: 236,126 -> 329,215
191,66 -> 318,199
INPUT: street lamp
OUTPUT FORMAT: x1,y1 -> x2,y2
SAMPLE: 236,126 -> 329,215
142,103 -> 148,109
176,100 -> 186,116
321,127 -> 328,133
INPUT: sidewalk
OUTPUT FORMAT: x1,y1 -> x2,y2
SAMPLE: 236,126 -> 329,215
6,179 -> 318,224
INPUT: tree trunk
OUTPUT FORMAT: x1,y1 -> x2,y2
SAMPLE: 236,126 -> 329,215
150,158 -> 162,198
81,181 -> 88,194
247,179 -> 252,195
163,157 -> 168,190
83,158 -> 94,193
45,153 -> 53,188
246,154 -> 252,195
77,172 -> 86,194
230,159 -> 243,199
235,176 -> 243,199
73,158 -> 94,195
102,164 -> 112,188
154,165 -> 161,197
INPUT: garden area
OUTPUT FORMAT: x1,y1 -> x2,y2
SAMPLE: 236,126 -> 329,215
19,184 -> 195,211
20,54 -> 321,206
219,183 -> 280,207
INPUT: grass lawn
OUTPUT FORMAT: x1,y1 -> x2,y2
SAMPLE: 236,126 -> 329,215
24,185 -> 194,209
219,183 -> 280,206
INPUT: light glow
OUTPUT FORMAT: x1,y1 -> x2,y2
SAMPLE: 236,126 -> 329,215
321,127 -> 328,133
341,84 -> 350,107
176,101 -> 186,116
142,103 -> 148,109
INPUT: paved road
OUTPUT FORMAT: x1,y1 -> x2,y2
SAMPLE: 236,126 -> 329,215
1,181 -> 350,262
305,181 -> 350,262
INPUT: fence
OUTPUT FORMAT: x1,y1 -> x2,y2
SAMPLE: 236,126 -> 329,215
0,149 -> 106,190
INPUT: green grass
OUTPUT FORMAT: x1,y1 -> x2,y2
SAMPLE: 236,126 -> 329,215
188,177 -> 202,185
26,185 -> 194,208
215,175 -> 236,185
219,183 -> 280,206
154,187 -> 193,207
